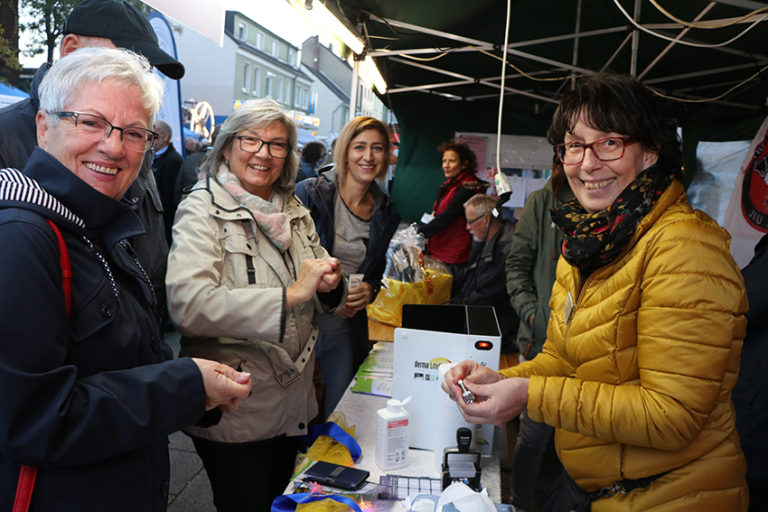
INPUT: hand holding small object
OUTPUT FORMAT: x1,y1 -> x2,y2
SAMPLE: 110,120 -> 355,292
457,379 -> 475,404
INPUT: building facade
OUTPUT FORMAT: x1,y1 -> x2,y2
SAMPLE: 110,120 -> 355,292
300,35 -> 389,142
175,10 -> 388,145
177,11 -> 315,132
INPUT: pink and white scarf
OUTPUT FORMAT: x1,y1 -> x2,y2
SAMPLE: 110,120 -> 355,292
216,164 -> 292,252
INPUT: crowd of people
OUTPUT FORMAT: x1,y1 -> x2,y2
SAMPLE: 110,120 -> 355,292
0,1 -> 765,512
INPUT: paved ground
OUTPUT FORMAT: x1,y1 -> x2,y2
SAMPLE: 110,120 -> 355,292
165,330 -> 216,512
168,430 -> 215,512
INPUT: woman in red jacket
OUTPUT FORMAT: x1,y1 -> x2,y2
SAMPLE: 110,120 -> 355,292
419,140 -> 484,276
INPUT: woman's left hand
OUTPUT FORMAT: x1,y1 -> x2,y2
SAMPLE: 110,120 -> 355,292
336,281 -> 374,318
453,377 -> 530,426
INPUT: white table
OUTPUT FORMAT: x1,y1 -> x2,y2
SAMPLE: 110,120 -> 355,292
327,343 -> 502,511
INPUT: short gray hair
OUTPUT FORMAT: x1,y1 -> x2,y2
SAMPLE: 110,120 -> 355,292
155,120 -> 172,136
201,99 -> 298,196
464,193 -> 496,216
38,47 -> 164,125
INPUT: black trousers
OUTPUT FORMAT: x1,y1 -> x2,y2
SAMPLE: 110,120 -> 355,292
191,434 -> 301,512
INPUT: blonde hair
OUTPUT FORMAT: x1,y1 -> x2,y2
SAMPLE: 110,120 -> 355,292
333,116 -> 390,185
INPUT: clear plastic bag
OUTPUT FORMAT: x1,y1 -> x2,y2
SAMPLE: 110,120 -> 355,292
367,225 -> 452,327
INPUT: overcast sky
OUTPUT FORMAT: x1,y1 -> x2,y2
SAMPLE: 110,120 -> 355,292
19,0 -> 317,68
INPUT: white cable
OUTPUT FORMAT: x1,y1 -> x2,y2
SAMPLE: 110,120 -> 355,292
496,0 -> 512,174
612,0 -> 768,49
649,0 -> 768,29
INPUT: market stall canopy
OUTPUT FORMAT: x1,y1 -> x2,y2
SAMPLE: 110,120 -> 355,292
320,0 -> 768,220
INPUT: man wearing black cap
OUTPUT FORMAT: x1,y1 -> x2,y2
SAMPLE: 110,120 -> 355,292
0,0 -> 184,324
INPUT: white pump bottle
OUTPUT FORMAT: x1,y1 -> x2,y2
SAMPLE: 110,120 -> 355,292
376,396 -> 412,470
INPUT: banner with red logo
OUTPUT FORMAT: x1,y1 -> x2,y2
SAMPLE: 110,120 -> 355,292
723,115 -> 768,268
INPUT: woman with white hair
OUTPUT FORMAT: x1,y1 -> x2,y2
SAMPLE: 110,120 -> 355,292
0,47 -> 251,511
166,99 -> 345,511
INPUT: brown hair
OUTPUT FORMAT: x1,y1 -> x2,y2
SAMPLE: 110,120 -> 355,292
550,156 -> 569,196
548,72 -> 681,177
438,140 -> 478,174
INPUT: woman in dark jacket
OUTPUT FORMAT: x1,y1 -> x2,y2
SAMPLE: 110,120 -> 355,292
295,116 -> 400,417
0,48 -> 250,511
419,140 -> 484,276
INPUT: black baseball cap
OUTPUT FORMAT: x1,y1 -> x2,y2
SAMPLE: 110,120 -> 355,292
62,0 -> 185,79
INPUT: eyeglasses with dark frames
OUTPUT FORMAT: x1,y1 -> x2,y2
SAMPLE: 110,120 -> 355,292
553,136 -> 635,165
235,135 -> 291,159
466,213 -> 488,225
54,111 -> 157,152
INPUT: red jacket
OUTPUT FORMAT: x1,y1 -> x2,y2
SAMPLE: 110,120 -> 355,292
422,171 -> 479,264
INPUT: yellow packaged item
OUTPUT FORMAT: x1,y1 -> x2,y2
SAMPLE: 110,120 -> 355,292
304,413 -> 357,467
366,270 -> 452,327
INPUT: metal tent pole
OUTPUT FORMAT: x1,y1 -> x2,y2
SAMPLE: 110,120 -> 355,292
349,57 -> 360,121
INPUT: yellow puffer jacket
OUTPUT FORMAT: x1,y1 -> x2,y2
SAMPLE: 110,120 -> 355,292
500,180 -> 749,511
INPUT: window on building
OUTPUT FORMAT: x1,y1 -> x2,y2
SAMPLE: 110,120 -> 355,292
283,80 -> 291,104
277,77 -> 284,102
295,85 -> 309,109
252,68 -> 261,95
288,49 -> 296,66
265,73 -> 275,99
237,22 -> 246,40
272,41 -> 279,58
242,62 -> 250,93
256,32 -> 264,50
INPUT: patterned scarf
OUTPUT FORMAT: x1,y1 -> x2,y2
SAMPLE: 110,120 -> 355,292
550,164 -> 674,275
216,164 -> 292,252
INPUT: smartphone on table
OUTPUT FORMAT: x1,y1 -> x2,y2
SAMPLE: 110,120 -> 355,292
302,461 -> 370,491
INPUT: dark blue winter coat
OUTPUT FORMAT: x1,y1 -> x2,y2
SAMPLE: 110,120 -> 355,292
295,170 -> 400,365
0,150 -> 205,511
0,64 -> 170,320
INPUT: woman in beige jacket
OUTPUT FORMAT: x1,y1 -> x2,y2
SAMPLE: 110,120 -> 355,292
166,100 -> 345,511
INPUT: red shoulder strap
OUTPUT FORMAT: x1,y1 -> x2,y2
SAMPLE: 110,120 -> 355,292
13,219 -> 72,511
44,218 -> 72,315
12,465 -> 37,512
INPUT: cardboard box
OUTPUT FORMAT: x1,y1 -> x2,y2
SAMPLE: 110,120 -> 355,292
392,304 -> 501,456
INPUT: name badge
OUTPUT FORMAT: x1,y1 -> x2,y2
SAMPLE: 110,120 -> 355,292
563,292 -> 574,323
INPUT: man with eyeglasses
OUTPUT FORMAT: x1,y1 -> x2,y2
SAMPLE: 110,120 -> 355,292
152,120 -> 184,244
450,193 -> 519,355
0,0 -> 185,327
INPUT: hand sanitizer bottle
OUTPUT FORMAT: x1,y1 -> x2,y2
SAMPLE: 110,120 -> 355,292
376,396 -> 411,470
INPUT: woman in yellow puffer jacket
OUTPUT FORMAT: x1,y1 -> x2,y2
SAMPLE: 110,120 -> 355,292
444,73 -> 749,511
